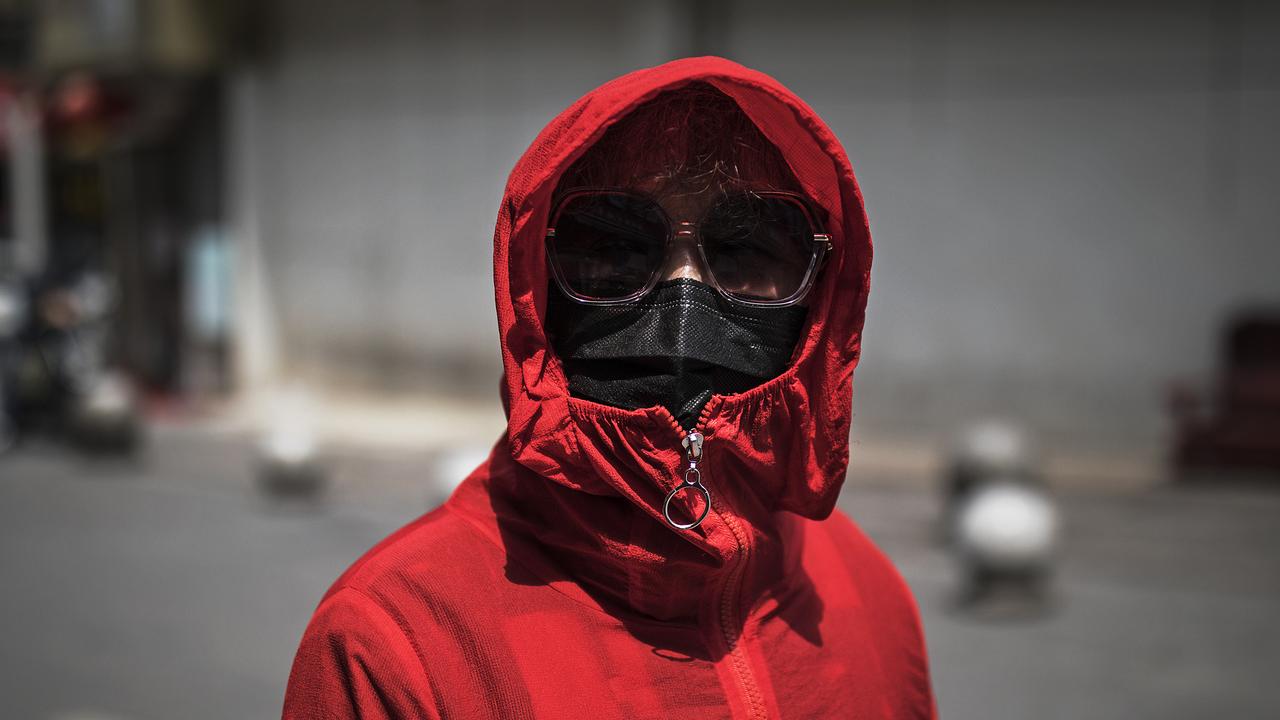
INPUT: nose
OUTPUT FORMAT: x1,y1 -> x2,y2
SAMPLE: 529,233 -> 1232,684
659,222 -> 705,282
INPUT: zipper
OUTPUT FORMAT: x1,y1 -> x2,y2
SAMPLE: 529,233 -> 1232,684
716,489 -> 768,719
662,428 -> 711,530
664,420 -> 768,719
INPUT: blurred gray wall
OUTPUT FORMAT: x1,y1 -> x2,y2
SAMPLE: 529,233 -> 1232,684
233,0 -> 1280,456
234,0 -> 688,393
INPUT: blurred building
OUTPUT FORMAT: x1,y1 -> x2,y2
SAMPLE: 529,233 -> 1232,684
2,0 -> 1277,477
1,0 -> 255,401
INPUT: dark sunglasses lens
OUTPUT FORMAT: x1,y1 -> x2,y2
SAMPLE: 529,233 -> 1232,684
702,195 -> 817,302
549,193 -> 667,300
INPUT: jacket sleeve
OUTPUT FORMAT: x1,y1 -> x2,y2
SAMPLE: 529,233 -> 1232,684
282,587 -> 442,720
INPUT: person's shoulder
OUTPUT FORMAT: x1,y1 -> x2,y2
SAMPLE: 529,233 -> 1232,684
292,504 -> 495,656
813,510 -> 936,716
321,500 -> 501,612
807,508 -> 921,613
286,565 -> 444,717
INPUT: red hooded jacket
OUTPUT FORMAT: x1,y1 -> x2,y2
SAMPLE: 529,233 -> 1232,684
283,56 -> 936,719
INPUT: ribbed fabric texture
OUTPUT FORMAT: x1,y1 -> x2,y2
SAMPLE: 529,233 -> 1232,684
283,56 -> 937,719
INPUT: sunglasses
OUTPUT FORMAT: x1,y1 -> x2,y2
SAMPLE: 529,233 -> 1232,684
545,188 -> 832,307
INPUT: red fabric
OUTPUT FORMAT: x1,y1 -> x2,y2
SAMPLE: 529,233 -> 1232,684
284,56 -> 936,719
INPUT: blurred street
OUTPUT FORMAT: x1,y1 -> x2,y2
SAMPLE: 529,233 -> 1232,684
1,1 -> 1278,717
2,425 -> 1277,720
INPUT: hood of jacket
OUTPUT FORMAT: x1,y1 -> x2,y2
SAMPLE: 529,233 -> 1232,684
465,56 -> 872,624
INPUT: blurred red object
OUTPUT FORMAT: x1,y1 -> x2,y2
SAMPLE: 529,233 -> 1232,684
1171,310 -> 1280,478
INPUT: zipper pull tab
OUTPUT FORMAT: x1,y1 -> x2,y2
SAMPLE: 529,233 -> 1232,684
665,430 -> 711,530
682,430 -> 703,462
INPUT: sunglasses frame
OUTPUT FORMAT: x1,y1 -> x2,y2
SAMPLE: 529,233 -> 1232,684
545,187 -> 832,307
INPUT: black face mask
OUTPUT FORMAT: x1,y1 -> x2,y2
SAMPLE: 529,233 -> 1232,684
546,278 -> 810,430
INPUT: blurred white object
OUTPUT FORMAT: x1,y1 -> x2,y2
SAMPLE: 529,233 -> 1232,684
0,281 -> 26,336
257,384 -> 326,498
426,444 -> 492,507
945,419 -> 1058,617
953,419 -> 1038,479
943,418 -> 1043,542
264,425 -> 316,467
70,271 -> 116,323
83,372 -> 133,417
70,370 -> 141,454
955,480 -> 1059,574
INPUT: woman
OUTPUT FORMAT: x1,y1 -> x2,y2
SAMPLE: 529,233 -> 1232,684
284,56 -> 936,719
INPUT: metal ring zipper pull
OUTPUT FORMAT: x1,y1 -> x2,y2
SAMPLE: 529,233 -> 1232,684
665,431 -> 710,529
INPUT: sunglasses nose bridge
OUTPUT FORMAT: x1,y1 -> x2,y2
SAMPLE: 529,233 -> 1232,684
658,220 -> 707,283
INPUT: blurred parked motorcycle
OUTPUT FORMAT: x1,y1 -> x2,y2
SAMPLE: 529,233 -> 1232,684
2,270 -> 141,454
944,419 -> 1059,619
